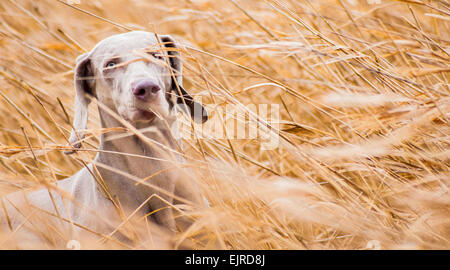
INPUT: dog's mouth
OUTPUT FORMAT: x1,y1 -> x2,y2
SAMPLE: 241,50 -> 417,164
124,107 -> 157,123
137,109 -> 156,120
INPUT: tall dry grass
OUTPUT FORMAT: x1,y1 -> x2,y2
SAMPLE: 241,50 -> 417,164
0,0 -> 449,249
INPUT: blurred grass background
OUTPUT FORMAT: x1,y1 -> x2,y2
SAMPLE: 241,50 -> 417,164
0,0 -> 449,249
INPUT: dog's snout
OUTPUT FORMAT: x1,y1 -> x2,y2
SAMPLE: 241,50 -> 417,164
132,80 -> 161,101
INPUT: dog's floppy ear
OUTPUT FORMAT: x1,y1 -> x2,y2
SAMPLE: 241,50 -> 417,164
160,35 -> 208,123
65,52 -> 95,155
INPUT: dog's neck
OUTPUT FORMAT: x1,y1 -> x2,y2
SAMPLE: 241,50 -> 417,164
99,117 -> 178,161
91,107 -> 181,222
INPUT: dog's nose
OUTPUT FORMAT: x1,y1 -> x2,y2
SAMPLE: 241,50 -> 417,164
132,80 -> 161,101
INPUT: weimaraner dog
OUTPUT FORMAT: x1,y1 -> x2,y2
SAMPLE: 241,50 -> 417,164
0,31 -> 207,248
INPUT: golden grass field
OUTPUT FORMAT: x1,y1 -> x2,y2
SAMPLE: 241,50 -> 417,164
0,0 -> 449,249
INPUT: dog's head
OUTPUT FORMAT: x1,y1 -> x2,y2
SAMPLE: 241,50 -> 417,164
67,31 -> 207,152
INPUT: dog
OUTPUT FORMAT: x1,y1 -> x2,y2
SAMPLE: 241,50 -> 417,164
0,31 -> 208,248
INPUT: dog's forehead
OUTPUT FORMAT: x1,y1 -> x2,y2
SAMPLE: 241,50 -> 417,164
91,31 -> 160,61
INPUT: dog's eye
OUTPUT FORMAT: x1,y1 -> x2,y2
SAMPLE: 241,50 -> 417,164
105,61 -> 116,68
